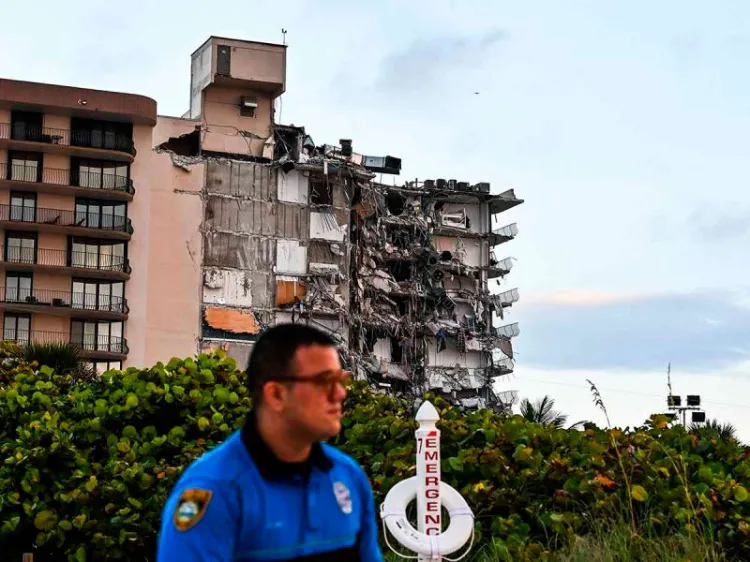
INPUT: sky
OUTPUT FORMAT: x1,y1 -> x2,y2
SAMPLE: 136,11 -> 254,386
1,1 -> 749,437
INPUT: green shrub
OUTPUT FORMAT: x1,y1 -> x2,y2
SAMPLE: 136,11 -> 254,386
0,352 -> 747,561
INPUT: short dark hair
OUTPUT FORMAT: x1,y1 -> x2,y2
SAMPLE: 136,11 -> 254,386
245,323 -> 337,404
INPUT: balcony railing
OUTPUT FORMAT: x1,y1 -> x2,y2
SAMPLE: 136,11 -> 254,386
0,287 -> 128,314
490,223 -> 519,246
0,246 -> 131,274
0,123 -> 135,155
0,163 -> 134,195
0,204 -> 133,234
495,322 -> 520,339
1,329 -> 128,354
1,245 -> 131,274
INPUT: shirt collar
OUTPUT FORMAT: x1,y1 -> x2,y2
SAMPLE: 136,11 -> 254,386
241,411 -> 333,480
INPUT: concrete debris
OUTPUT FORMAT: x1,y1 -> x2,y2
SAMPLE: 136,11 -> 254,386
158,120 -> 524,413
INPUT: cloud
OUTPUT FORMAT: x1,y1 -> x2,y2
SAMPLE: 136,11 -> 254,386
515,289 -> 750,371
372,28 -> 508,94
688,204 -> 750,243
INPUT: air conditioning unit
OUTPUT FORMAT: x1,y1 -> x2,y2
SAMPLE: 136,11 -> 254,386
473,182 -> 491,193
363,155 -> 402,175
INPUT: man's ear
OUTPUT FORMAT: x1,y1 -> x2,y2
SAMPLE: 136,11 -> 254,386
263,382 -> 286,412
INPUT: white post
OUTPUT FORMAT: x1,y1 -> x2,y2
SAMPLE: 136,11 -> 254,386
415,401 -> 441,561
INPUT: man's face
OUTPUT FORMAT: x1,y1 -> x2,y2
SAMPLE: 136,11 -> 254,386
280,344 -> 348,441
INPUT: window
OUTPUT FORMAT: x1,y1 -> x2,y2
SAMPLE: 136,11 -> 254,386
3,314 -> 30,343
72,280 -> 124,312
71,320 -> 123,353
10,192 -> 36,222
5,273 -> 32,302
10,111 -> 43,142
8,151 -> 42,183
70,118 -> 133,152
74,199 -> 127,230
73,158 -> 129,190
217,45 -> 231,76
87,360 -> 122,375
6,232 -> 36,263
70,238 -> 126,271
390,337 -> 404,363
310,177 -> 333,206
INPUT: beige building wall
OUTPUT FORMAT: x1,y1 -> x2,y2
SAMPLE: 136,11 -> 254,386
128,117 -> 204,368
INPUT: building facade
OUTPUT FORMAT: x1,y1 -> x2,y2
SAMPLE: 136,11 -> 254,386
0,78 -> 156,373
0,35 -> 523,408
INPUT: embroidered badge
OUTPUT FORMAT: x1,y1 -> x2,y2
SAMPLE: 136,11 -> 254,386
173,488 -> 213,531
333,481 -> 353,515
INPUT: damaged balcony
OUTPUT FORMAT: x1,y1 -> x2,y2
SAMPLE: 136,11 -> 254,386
0,204 -> 133,239
485,257 -> 514,279
0,163 -> 135,201
489,223 -> 519,246
488,189 -> 524,214
488,356 -> 515,376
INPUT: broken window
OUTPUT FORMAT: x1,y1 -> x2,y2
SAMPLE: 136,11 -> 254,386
390,337 -> 404,363
441,209 -> 468,229
310,177 -> 333,206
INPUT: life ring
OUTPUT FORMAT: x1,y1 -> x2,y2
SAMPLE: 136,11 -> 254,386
380,476 -> 474,558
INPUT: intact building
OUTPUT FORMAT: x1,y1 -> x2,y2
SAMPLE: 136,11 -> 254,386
0,36 -> 522,409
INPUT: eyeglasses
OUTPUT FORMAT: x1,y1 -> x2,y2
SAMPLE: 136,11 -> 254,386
267,369 -> 352,398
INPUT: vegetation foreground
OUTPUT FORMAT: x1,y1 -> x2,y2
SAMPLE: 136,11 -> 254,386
0,349 -> 747,561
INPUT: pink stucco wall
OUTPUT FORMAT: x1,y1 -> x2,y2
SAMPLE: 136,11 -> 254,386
123,116 -> 204,369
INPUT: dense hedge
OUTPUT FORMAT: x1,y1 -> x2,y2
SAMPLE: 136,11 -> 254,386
1,351 -> 749,561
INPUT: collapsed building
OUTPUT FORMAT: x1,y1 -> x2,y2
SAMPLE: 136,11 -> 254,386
148,36 -> 523,410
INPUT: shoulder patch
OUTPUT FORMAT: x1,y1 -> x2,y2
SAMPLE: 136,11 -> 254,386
333,481 -> 353,514
173,488 -> 214,531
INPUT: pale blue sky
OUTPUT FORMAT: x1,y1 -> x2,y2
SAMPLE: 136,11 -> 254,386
2,1 -> 749,435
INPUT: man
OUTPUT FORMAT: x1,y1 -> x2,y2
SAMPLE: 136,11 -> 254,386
156,323 -> 383,561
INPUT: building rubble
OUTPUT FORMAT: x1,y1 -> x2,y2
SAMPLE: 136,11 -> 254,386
158,118 -> 523,412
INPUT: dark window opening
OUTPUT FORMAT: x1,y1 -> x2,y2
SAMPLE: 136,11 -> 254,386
363,330 -> 377,353
8,151 -> 42,183
240,96 -> 258,118
310,177 -> 333,206
440,251 -> 453,261
156,128 -> 201,157
10,111 -> 43,142
388,262 -> 411,282
217,45 -> 231,76
74,199 -> 127,230
385,192 -> 406,216
390,337 -> 404,363
70,118 -> 133,153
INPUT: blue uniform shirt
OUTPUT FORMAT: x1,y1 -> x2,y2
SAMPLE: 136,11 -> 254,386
156,417 -> 383,562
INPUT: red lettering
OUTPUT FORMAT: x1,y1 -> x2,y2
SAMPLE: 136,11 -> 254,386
426,528 -> 440,535
426,501 -> 439,512
426,477 -> 439,486
426,464 -> 437,473
426,438 -> 437,448
425,451 -> 438,461
426,514 -> 440,524
425,489 -> 439,499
